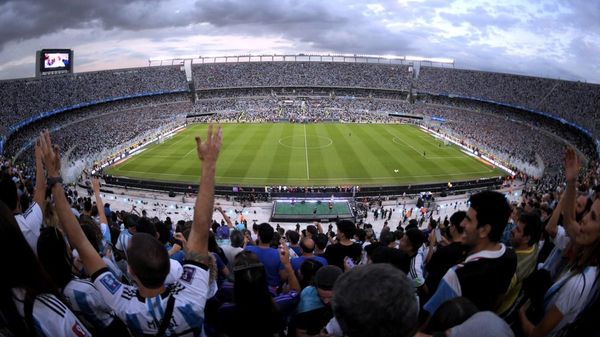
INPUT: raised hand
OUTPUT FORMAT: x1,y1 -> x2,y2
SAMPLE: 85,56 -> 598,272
34,139 -> 43,168
564,147 -> 579,182
39,130 -> 61,176
428,230 -> 437,246
91,177 -> 101,195
279,238 -> 291,265
195,124 -> 222,163
174,232 -> 188,250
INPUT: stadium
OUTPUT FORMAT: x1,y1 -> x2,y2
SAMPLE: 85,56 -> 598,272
2,54 -> 598,196
1,52 -> 600,336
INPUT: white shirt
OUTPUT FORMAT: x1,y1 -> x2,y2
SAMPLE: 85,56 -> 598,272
92,261 -> 210,336
115,228 -> 133,256
546,266 -> 598,336
221,245 -> 244,271
13,289 -> 92,337
63,278 -> 115,328
15,202 -> 43,255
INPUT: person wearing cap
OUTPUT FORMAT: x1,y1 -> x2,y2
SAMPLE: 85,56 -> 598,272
294,265 -> 343,337
399,228 -> 426,289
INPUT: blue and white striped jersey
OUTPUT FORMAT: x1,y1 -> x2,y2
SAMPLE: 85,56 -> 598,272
13,289 -> 91,337
63,278 -> 115,329
92,260 -> 209,336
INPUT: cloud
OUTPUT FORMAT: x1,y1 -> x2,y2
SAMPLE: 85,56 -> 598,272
0,0 -> 598,83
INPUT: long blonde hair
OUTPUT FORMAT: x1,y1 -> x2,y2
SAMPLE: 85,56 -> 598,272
43,201 -> 60,228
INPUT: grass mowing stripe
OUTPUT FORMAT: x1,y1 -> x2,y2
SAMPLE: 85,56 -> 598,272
266,124 -> 294,180
350,124 -> 400,177
303,124 -> 310,179
219,124 -> 259,178
107,123 -> 505,186
328,124 -> 371,178
305,124 -> 330,180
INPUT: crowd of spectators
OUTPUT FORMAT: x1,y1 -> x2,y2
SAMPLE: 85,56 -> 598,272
191,93 -> 413,124
1,128 -> 599,337
4,94 -> 190,173
416,94 -> 598,176
0,61 -> 596,184
0,66 -> 188,136
1,61 -> 597,143
416,67 -> 600,137
418,101 -> 562,173
193,62 -> 412,91
420,96 -> 597,161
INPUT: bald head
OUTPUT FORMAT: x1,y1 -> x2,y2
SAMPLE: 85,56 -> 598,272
300,237 -> 315,255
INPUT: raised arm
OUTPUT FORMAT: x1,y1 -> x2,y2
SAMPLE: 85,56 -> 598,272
216,206 -> 234,228
39,131 -> 106,275
91,178 -> 109,226
544,192 -> 564,239
315,222 -> 324,234
562,148 -> 579,237
279,240 -> 300,292
186,125 -> 222,264
33,141 -> 46,213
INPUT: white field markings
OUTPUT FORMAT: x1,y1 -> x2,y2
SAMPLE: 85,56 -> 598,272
389,127 -> 458,159
303,124 -> 310,180
412,130 -> 446,148
425,156 -> 468,159
112,127 -> 196,171
389,135 -> 423,156
184,147 -> 196,157
412,133 -> 458,157
114,169 -> 495,181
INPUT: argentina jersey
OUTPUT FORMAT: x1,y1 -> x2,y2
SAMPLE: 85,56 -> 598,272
91,260 -> 209,336
115,229 -> 133,257
63,278 -> 115,329
13,289 -> 92,337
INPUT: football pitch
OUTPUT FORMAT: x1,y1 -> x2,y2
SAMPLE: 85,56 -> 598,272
106,123 -> 505,186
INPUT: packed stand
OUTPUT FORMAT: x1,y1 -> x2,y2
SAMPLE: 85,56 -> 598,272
418,102 -> 564,172
191,94 -> 412,124
2,125 -> 600,337
416,67 -> 600,137
420,95 -> 597,162
193,62 -> 412,91
0,66 -> 188,136
417,95 -> 597,176
5,94 -> 191,169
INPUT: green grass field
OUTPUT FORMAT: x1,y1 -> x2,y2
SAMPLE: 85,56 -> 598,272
106,123 -> 505,186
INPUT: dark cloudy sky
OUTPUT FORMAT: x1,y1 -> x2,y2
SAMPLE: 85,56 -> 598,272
1,0 -> 599,82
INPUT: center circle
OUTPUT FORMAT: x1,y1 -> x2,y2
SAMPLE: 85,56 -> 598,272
278,135 -> 333,149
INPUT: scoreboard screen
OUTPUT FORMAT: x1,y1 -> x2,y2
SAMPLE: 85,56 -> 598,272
37,49 -> 73,76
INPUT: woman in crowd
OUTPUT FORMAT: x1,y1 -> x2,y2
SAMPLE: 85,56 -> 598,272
0,199 -> 91,337
217,244 -> 300,337
519,149 -> 600,337
37,226 -> 129,336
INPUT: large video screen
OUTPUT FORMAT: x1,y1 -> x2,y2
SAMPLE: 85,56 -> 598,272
39,49 -> 72,72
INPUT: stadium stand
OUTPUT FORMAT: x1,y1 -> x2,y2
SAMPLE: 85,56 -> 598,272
1,55 -> 600,336
1,125 -> 599,336
416,66 -> 600,138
